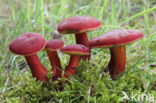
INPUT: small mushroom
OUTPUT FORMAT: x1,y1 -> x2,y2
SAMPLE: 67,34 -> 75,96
51,30 -> 63,39
45,39 -> 64,80
60,44 -> 89,78
57,16 -> 101,61
90,29 -> 144,78
9,33 -> 48,82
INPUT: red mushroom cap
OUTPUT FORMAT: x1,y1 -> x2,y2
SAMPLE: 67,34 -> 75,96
9,32 -> 46,56
57,16 -> 101,34
46,39 -> 64,51
90,29 -> 144,48
60,44 -> 90,55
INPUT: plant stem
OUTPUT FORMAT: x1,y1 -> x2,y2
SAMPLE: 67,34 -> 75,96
65,55 -> 80,78
107,46 -> 126,78
25,54 -> 48,82
47,50 -> 62,80
75,32 -> 90,61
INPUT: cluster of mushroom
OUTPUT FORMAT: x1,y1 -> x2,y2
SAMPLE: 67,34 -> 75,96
9,16 -> 144,83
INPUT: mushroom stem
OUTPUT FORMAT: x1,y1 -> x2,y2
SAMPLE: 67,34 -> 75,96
25,54 -> 48,82
65,55 -> 80,78
75,32 -> 90,61
47,50 -> 62,80
107,46 -> 126,78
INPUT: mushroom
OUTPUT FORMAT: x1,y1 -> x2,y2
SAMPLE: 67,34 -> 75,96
90,29 -> 144,78
45,39 -> 64,80
51,30 -> 63,39
9,33 -> 48,82
60,44 -> 89,78
57,16 -> 101,61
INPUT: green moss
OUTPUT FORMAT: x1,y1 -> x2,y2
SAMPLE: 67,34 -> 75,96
0,62 -> 155,102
